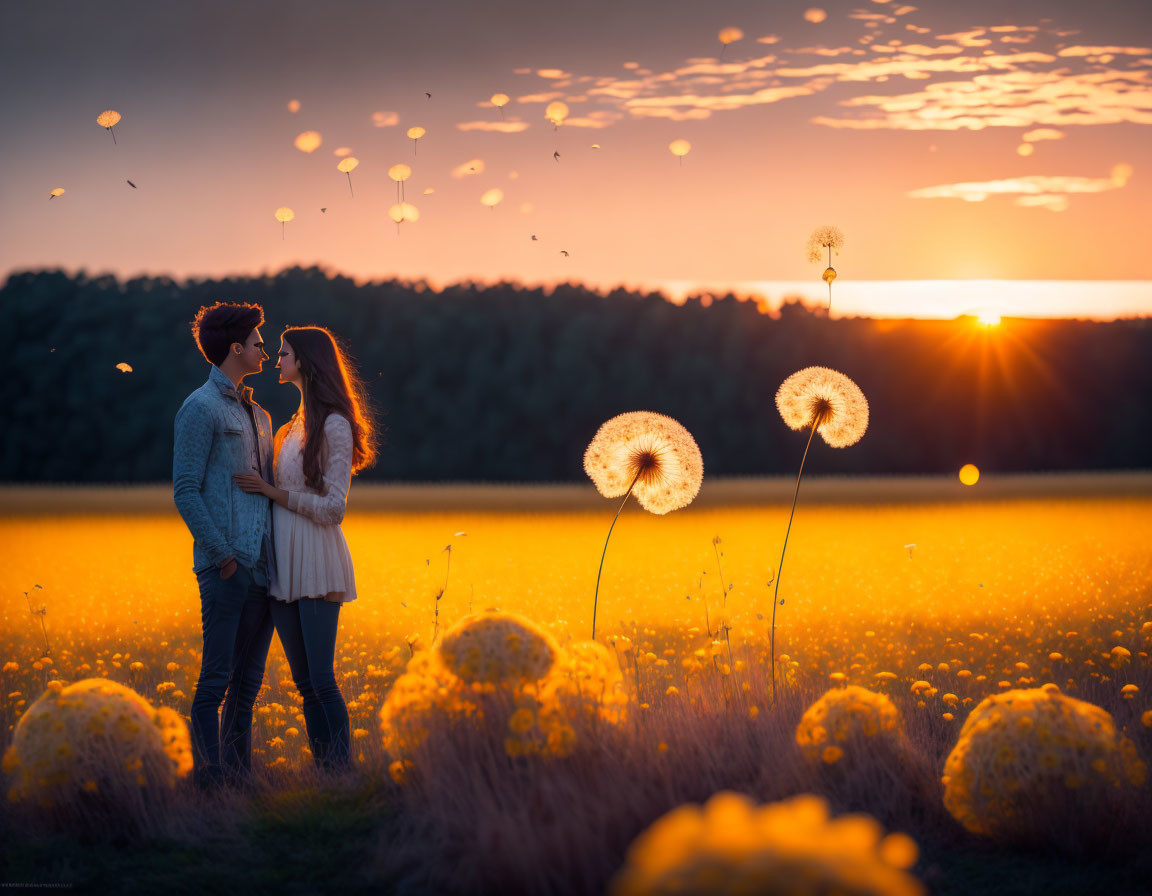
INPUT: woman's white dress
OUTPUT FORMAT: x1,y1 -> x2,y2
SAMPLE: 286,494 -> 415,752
269,412 -> 357,603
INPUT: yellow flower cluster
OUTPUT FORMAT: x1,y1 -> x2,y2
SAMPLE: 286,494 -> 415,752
795,686 -> 904,766
2,678 -> 192,808
437,610 -> 560,684
942,685 -> 1147,844
379,612 -> 629,766
609,791 -> 924,896
506,639 -> 630,758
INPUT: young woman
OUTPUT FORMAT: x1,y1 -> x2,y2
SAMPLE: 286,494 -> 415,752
234,326 -> 377,772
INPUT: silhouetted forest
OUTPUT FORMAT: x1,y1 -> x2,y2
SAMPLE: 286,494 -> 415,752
2,267 -> 1149,482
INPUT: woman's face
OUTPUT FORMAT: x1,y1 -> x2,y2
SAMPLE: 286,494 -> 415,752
276,337 -> 301,385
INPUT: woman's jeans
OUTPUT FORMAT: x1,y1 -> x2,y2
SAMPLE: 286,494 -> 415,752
269,597 -> 351,771
190,562 -> 274,790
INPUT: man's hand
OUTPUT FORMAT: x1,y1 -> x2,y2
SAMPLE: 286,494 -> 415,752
219,558 -> 238,580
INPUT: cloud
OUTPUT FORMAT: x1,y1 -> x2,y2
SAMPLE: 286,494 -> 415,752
1057,46 -> 1152,57
812,69 -> 1152,129
517,91 -> 565,103
1021,128 -> 1064,142
624,84 -> 820,117
451,159 -> 485,178
455,120 -> 531,133
907,164 -> 1133,211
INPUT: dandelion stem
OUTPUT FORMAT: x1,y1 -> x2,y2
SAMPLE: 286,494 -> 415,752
592,468 -> 642,641
346,172 -> 354,198
827,245 -> 833,311
770,414 -> 819,703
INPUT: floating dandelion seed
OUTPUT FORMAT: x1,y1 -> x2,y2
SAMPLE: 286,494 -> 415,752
718,26 -> 744,59
49,188 -> 65,200
96,110 -> 121,144
293,130 -> 322,153
332,146 -> 353,157
545,101 -> 569,129
668,139 -> 691,166
115,362 -> 133,373
959,464 -> 980,486
490,93 -> 510,118
806,225 -> 844,309
389,163 -> 412,204
337,157 -> 359,197
480,188 -> 503,209
287,99 -> 301,114
584,411 -> 703,640
904,543 -> 917,559
388,202 -> 419,235
274,206 -> 295,240
770,367 -> 867,700
804,8 -> 827,23
407,126 -> 425,154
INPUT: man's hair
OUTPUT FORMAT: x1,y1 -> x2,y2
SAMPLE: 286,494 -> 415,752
190,302 -> 265,366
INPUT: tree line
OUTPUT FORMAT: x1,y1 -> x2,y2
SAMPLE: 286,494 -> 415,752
2,266 -> 1149,482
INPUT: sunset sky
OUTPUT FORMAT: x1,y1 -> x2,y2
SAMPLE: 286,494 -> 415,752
1,0 -> 1149,317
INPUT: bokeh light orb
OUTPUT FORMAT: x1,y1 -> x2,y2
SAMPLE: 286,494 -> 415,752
959,464 -> 980,486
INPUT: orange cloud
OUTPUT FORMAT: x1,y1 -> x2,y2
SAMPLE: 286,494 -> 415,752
813,69 -> 1152,129
455,120 -> 531,133
1057,46 -> 1152,56
907,164 -> 1133,211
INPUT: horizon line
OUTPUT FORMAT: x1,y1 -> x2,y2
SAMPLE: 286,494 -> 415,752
5,264 -> 1150,321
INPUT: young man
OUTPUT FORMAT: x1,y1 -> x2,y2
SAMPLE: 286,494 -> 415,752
173,302 -> 276,791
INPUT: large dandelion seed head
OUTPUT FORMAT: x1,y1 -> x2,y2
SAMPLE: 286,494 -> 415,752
806,225 -> 844,263
775,367 -> 868,448
583,411 -> 703,514
942,685 -> 1147,846
609,791 -> 925,896
96,110 -> 121,129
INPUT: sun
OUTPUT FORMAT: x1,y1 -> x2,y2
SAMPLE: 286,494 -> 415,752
977,311 -> 1001,326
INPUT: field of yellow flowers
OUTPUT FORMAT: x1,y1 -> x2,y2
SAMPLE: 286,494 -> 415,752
2,490 -> 1151,894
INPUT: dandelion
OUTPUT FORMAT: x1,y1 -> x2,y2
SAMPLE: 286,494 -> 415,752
49,187 -> 65,200
336,157 -> 359,197
608,791 -> 924,896
96,110 -> 121,144
545,101 -> 569,128
23,584 -> 50,657
274,206 -> 294,240
718,27 -> 744,59
406,126 -> 425,154
770,368 -> 867,700
806,225 -> 844,309
490,93 -> 510,118
389,163 -> 412,205
584,411 -> 704,639
293,130 -> 322,153
668,139 -> 691,166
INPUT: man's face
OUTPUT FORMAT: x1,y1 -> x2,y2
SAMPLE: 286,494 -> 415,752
232,327 -> 268,375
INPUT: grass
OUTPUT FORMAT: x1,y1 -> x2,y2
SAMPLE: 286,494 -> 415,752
1,479 -> 1151,892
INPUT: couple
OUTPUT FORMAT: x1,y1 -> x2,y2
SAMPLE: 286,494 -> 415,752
172,301 -> 377,791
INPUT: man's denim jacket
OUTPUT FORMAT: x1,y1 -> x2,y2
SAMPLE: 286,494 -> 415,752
173,365 -> 274,574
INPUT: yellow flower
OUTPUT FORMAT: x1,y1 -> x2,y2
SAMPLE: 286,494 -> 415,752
609,791 -> 923,896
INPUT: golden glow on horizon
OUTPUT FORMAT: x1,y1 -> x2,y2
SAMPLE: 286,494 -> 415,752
978,311 -> 1002,326
959,464 -> 980,486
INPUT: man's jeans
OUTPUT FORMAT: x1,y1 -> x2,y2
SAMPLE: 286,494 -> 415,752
190,561 -> 274,790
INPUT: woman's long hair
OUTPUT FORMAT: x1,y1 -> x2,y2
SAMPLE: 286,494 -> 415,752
282,326 -> 378,491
